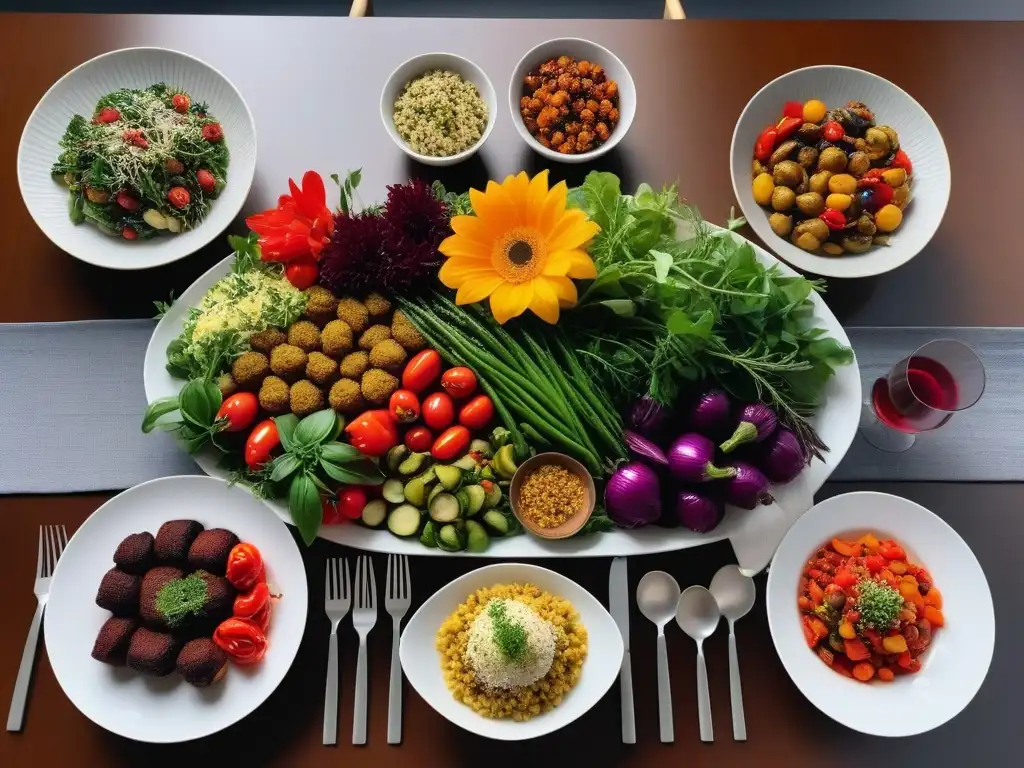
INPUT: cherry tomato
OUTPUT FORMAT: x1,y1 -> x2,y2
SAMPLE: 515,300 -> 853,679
216,392 -> 258,433
891,149 -> 913,175
402,350 -> 442,393
822,121 -> 845,142
404,425 -> 434,452
213,618 -> 267,665
285,258 -> 319,290
865,555 -> 886,573
832,569 -> 857,589
167,186 -> 191,210
880,543 -> 906,560
95,106 -> 120,123
322,497 -> 346,525
388,389 -> 421,423
458,394 -> 494,430
754,125 -> 778,162
345,410 -> 399,457
115,190 -> 140,211
441,367 -> 478,399
250,600 -> 272,631
171,93 -> 191,113
775,116 -> 802,142
245,419 -> 280,470
202,123 -> 224,142
422,392 -> 455,431
196,169 -> 216,193
165,157 -> 185,175
819,209 -> 846,231
225,543 -> 265,591
431,425 -> 471,461
782,101 -> 805,119
233,582 -> 271,619
336,486 -> 367,520
122,226 -> 138,241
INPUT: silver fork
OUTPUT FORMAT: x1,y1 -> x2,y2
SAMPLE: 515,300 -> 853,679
352,555 -> 377,745
7,525 -> 68,732
323,557 -> 351,746
385,554 -> 411,744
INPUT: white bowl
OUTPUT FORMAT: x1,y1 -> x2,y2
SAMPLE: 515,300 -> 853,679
509,38 -> 635,164
44,476 -> 307,743
766,491 -> 994,737
731,65 -> 950,278
18,47 -> 256,271
399,563 -> 623,740
380,52 -> 496,167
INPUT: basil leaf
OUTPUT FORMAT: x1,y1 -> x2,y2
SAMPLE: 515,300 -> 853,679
179,379 -> 216,428
320,442 -> 363,464
292,409 -> 337,447
308,473 -> 333,495
142,396 -> 180,433
289,473 -> 322,546
270,454 -> 302,483
274,413 -> 300,452
321,457 -> 385,486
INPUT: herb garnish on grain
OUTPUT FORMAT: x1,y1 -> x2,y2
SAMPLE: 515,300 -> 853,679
488,600 -> 528,662
855,579 -> 904,631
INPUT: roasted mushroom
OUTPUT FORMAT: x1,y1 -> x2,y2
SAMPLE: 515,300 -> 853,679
752,157 -> 768,178
768,212 -> 793,237
841,233 -> 874,253
772,160 -> 804,189
817,147 -> 848,174
856,127 -> 892,161
856,214 -> 877,236
846,151 -> 871,177
822,242 -> 845,256
873,235 -> 891,246
878,125 -> 900,153
809,171 -> 833,196
794,172 -> 810,195
797,146 -> 819,169
771,186 -> 796,212
795,122 -> 822,144
791,219 -> 830,251
892,184 -> 912,209
769,139 -> 800,169
845,101 -> 875,122
796,192 -> 826,217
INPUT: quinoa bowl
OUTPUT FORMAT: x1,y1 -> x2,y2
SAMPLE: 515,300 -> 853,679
400,563 -> 622,740
380,52 -> 497,167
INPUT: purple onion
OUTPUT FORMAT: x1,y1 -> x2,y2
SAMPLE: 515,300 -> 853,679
720,403 -> 778,454
627,396 -> 672,440
624,430 -> 669,466
668,433 -> 736,483
605,462 -> 662,528
759,427 -> 807,484
688,388 -> 732,436
722,461 -> 774,510
675,488 -> 725,533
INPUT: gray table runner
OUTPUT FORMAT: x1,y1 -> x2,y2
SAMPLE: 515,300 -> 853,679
0,322 -> 1018,493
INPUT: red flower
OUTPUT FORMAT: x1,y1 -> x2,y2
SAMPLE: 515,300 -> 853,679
246,171 -> 336,263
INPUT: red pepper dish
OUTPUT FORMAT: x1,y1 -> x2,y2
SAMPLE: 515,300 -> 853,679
751,99 -> 913,257
799,533 -> 944,683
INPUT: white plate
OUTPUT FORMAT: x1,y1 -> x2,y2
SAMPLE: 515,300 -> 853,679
143,223 -> 860,557
18,47 -> 256,270
399,563 -> 622,740
766,491 -> 994,737
731,65 -> 950,278
44,476 -> 307,743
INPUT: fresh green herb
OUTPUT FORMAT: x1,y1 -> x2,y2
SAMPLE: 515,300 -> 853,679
577,512 -> 615,536
141,374 -> 228,455
153,291 -> 175,319
431,180 -> 472,216
330,168 -> 364,216
488,600 -> 528,663
567,171 -> 853,457
856,579 -> 904,631
155,573 -> 208,627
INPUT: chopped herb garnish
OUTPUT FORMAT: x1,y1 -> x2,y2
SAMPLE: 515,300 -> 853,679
155,573 -> 208,627
856,579 -> 903,631
488,599 -> 528,663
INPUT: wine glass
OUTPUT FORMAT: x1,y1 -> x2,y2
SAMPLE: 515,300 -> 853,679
859,339 -> 986,452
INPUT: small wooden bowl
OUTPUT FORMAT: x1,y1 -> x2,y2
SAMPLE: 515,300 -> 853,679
509,453 -> 596,540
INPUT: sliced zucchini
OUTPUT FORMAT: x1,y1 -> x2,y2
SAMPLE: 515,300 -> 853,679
429,493 -> 461,523
461,484 -> 486,517
434,464 -> 463,492
404,476 -> 428,507
482,509 -> 510,537
420,520 -> 438,548
469,439 -> 492,458
398,451 -> 429,476
427,483 -> 445,505
483,483 -> 503,510
361,499 -> 388,528
465,520 -> 490,553
493,444 -> 518,480
415,466 -> 437,485
382,478 -> 406,504
386,445 -> 410,473
436,523 -> 465,552
452,454 -> 478,471
387,504 -> 422,537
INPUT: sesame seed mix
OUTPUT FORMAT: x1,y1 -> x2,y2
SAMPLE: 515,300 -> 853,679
393,69 -> 488,158
518,464 -> 585,529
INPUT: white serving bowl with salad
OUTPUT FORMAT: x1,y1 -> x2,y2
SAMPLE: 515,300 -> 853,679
18,47 -> 256,270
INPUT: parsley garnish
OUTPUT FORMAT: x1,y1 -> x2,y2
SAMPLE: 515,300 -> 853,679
488,600 -> 527,663
856,579 -> 903,631
155,573 -> 208,627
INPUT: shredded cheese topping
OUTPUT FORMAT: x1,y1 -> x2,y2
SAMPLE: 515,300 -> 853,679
465,598 -> 556,690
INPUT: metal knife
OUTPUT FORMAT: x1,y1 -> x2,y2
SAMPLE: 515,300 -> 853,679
609,556 -> 636,744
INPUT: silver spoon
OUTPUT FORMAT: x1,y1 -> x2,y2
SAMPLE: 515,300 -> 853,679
637,570 -> 681,743
676,585 -> 720,742
709,565 -> 756,741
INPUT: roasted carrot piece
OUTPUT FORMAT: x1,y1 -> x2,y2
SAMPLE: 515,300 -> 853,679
852,662 -> 875,682
925,588 -> 943,609
877,667 -> 895,682
831,538 -> 861,557
924,605 -> 945,627
844,637 -> 871,661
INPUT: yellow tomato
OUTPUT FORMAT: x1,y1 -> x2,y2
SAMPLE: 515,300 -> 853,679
752,173 -> 775,206
826,193 -> 852,211
875,204 -> 903,232
802,99 -> 827,124
827,174 -> 857,195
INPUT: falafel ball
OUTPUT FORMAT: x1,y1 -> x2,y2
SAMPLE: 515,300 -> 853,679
96,568 -> 141,617
139,566 -> 185,629
154,520 -> 204,564
364,292 -> 392,317
187,529 -> 240,576
328,378 -> 366,415
339,350 -> 370,380
361,368 -> 399,405
270,344 -> 308,382
287,320 -> 322,352
359,324 -> 392,351
92,616 -> 138,666
304,285 -> 339,327
127,627 -> 181,677
321,320 -> 354,359
259,375 -> 291,415
195,570 -> 236,625
231,352 -> 270,391
336,296 -> 369,334
113,532 -> 155,575
177,638 -> 228,687
306,351 -> 338,385
290,379 -> 325,417
216,373 -> 237,398
250,327 -> 287,353
391,309 -> 427,352
369,339 -> 407,371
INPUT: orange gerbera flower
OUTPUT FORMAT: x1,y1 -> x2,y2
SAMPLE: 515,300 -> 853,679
437,170 -> 599,324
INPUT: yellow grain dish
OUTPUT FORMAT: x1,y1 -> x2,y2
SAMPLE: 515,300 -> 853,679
436,583 -> 587,721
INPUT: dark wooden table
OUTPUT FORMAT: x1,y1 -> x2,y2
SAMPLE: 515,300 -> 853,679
1,14 -> 1019,766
